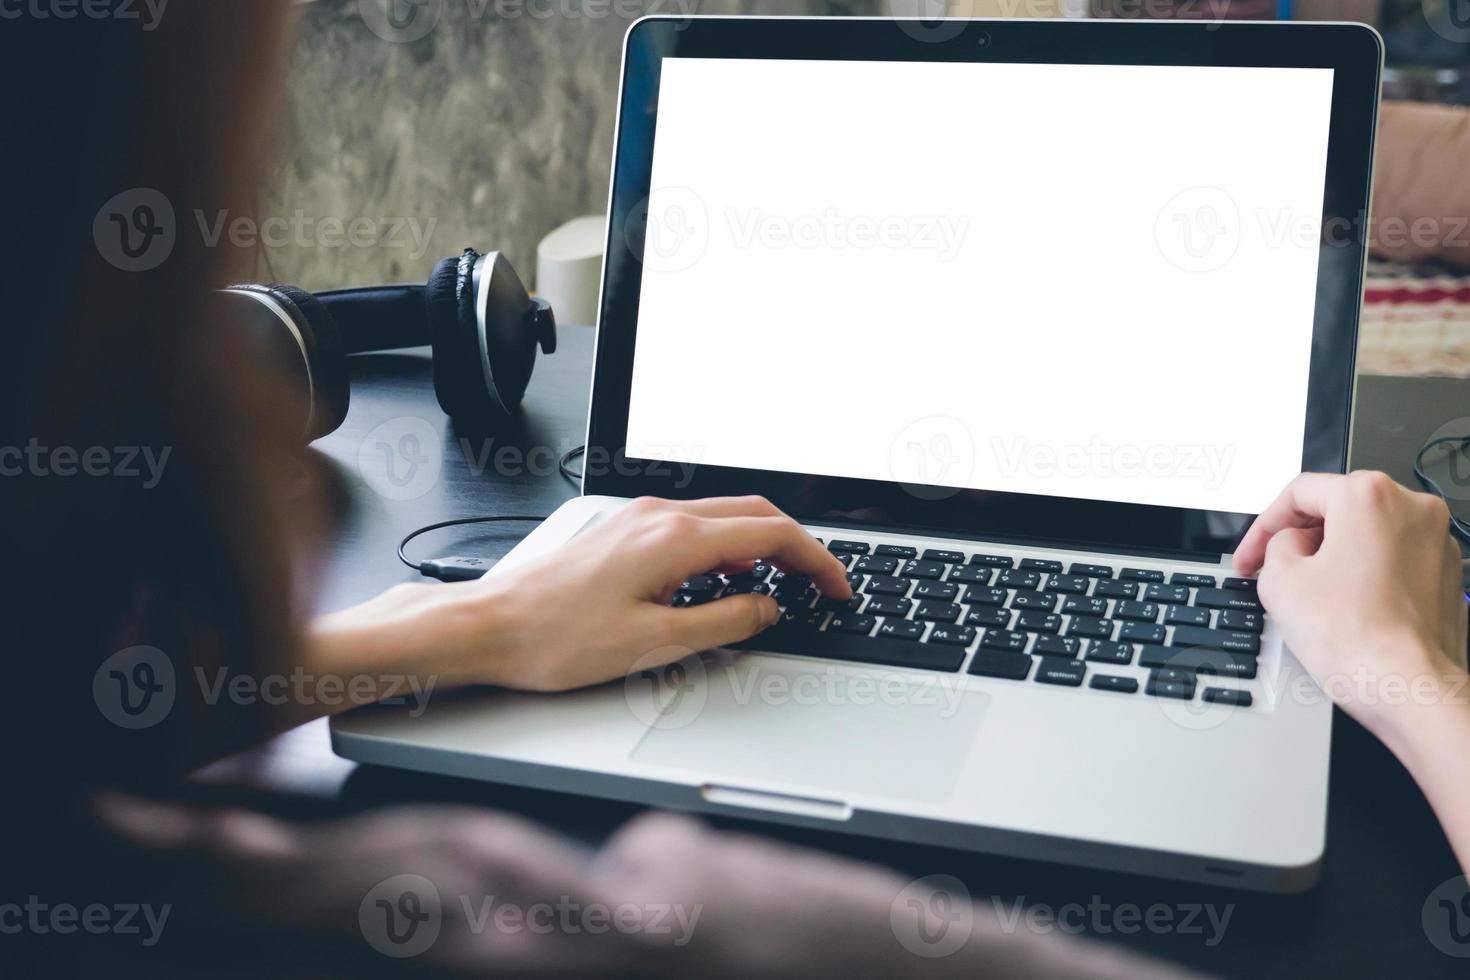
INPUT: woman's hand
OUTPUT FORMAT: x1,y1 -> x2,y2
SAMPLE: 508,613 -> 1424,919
475,496 -> 851,692
313,496 -> 852,698
1235,471 -> 1467,737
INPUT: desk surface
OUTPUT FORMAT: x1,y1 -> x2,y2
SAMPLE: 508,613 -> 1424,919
199,330 -> 1469,979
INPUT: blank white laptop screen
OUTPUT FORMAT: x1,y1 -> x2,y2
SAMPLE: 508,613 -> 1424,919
625,57 -> 1336,515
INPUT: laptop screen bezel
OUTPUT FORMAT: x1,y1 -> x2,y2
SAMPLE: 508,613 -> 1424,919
584,17 -> 1381,559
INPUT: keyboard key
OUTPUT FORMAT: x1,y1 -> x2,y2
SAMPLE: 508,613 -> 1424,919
997,569 -> 1041,589
1085,640 -> 1134,665
1120,568 -> 1165,583
1139,645 -> 1259,678
866,596 -> 912,618
864,575 -> 911,596
1144,584 -> 1190,604
965,607 -> 1011,628
1194,588 -> 1264,612
1171,572 -> 1217,587
1046,574 -> 1089,595
878,619 -> 926,641
947,565 -> 992,585
1094,579 -> 1138,600
1170,626 -> 1261,655
1090,674 -> 1138,694
1204,688 -> 1254,707
902,560 -> 946,581
913,581 -> 959,601
929,624 -> 976,646
1062,595 -> 1109,617
1114,600 -> 1160,623
1069,563 -> 1114,579
1009,590 -> 1057,611
1020,558 -> 1064,573
875,544 -> 917,558
1165,605 -> 1212,627
817,593 -> 864,613
733,624 -> 963,672
853,555 -> 899,576
1221,577 -> 1258,593
968,651 -> 1032,681
830,614 -> 877,635
964,586 -> 1008,607
1034,634 -> 1081,658
1067,616 -> 1114,640
980,630 -> 1029,652
1118,622 -> 1166,644
969,554 -> 1015,569
828,540 -> 870,555
923,549 -> 966,564
678,575 -> 723,599
915,601 -> 963,624
1015,610 -> 1062,633
1146,672 -> 1197,700
1219,609 -> 1264,633
1035,656 -> 1085,686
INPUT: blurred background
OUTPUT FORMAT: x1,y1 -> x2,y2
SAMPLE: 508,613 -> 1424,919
271,0 -> 1470,372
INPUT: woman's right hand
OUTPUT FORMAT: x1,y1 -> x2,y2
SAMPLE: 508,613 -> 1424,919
1234,471 -> 1468,738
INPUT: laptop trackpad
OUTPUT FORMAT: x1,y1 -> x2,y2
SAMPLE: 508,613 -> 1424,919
628,657 -> 989,803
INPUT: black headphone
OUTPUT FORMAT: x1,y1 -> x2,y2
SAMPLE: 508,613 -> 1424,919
218,248 -> 557,441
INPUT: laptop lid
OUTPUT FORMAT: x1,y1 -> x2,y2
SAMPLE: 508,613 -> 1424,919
584,17 -> 1381,560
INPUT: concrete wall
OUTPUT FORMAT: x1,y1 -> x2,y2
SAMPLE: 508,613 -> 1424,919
266,0 -> 879,290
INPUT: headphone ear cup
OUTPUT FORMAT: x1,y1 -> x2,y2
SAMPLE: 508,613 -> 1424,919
269,283 -> 350,441
427,249 -> 502,424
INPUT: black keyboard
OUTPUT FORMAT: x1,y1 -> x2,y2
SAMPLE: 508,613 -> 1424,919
675,537 -> 1262,709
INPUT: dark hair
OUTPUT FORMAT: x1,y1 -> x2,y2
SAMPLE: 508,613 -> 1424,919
0,0 -> 311,811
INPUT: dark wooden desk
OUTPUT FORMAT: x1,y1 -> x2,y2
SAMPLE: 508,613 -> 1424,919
200,333 -> 1468,978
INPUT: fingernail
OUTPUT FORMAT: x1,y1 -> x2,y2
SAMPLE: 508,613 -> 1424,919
762,600 -> 780,626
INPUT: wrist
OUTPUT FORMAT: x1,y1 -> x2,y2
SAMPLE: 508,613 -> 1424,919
1364,638 -> 1470,760
309,579 -> 519,691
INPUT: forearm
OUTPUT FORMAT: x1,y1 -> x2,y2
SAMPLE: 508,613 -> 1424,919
1371,101 -> 1470,269
293,582 -> 513,727
1375,670 -> 1470,877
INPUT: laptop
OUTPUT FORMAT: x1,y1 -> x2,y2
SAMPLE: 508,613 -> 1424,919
333,16 -> 1382,893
